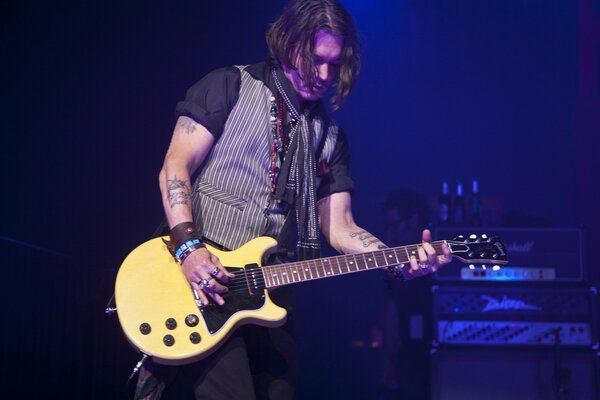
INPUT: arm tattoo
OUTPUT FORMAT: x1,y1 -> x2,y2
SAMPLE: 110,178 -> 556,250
349,230 -> 373,241
363,238 -> 380,248
178,118 -> 197,134
349,230 -> 381,248
167,175 -> 191,208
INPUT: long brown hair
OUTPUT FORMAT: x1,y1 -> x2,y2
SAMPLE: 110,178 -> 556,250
266,0 -> 360,110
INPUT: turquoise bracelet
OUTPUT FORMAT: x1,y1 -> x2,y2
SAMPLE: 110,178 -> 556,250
174,239 -> 204,263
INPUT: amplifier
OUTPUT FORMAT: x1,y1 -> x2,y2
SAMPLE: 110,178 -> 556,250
431,347 -> 599,400
433,227 -> 586,282
432,286 -> 598,348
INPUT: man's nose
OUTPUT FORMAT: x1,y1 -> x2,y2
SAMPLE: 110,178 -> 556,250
317,63 -> 329,82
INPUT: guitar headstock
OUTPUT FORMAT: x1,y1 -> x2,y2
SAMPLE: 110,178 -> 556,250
446,234 -> 508,269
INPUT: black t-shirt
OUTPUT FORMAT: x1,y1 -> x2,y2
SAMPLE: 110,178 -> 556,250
174,62 -> 354,199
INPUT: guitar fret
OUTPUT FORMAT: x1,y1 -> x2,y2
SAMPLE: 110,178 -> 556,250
317,259 -> 328,277
306,261 -> 314,278
359,254 -> 368,270
365,252 -> 377,268
351,254 -> 358,271
301,262 -> 308,281
290,264 -> 299,282
389,248 -> 402,265
404,246 -> 411,262
282,266 -> 290,284
360,253 -> 369,269
378,249 -> 388,266
334,256 -> 342,274
313,260 -> 321,277
264,270 -> 272,287
272,272 -> 280,286
323,259 -> 334,276
311,260 -> 320,278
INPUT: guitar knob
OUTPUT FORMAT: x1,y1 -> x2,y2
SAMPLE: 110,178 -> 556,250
185,314 -> 199,327
163,335 -> 175,347
165,318 -> 177,330
190,332 -> 201,344
139,323 -> 151,335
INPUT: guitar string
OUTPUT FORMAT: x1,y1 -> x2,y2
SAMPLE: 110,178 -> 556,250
205,240 -> 500,295
222,242 -> 448,287
205,242 -> 450,293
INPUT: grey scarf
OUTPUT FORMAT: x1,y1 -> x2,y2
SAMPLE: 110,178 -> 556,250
271,67 -> 321,261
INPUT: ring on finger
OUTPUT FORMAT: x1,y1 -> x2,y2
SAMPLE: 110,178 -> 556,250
198,276 -> 214,289
210,267 -> 220,277
420,262 -> 430,269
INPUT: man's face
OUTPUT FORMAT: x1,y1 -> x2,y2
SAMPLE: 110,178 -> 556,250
283,30 -> 344,102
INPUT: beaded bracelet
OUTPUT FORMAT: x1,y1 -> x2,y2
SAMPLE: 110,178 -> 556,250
174,239 -> 205,264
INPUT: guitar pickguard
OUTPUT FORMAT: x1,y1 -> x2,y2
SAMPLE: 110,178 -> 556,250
201,267 -> 267,334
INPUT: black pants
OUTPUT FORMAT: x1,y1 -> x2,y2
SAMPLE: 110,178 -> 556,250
134,290 -> 296,400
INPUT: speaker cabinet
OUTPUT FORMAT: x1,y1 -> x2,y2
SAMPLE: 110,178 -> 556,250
431,348 -> 599,400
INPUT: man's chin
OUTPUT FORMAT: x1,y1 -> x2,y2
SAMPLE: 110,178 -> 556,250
299,89 -> 324,102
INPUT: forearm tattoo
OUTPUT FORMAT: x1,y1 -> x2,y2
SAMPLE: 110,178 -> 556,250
178,118 -> 197,134
349,230 -> 382,248
167,176 -> 191,208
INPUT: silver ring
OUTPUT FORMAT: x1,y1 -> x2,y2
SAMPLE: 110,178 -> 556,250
198,276 -> 214,289
420,262 -> 430,269
210,267 -> 220,277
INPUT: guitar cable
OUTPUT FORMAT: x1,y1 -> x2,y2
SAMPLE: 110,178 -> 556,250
125,353 -> 151,400
128,353 -> 150,383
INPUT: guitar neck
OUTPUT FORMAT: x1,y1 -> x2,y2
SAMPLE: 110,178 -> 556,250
261,241 -> 448,288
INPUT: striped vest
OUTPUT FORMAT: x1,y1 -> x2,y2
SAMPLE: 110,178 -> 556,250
191,65 -> 341,250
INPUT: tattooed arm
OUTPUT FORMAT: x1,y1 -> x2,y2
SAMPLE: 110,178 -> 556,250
158,116 -> 233,305
318,192 -> 386,254
318,192 -> 451,278
158,116 -> 213,227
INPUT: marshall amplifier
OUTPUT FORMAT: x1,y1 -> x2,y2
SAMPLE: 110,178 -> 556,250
433,227 -> 586,282
432,286 -> 598,348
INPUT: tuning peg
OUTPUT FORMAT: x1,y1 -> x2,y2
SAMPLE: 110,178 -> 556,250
469,264 -> 475,269
492,265 -> 501,271
481,234 -> 488,239
481,265 -> 487,270
469,234 -> 477,240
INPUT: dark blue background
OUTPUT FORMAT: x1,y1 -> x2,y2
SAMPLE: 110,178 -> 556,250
1,0 -> 597,398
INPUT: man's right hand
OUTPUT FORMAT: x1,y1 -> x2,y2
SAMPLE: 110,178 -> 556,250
181,247 -> 235,306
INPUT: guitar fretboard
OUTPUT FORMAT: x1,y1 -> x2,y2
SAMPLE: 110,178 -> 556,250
261,241 -> 447,288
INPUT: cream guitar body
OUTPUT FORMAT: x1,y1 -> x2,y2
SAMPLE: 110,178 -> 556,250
115,236 -> 286,365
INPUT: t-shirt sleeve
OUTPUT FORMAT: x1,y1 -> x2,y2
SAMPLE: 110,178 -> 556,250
317,127 -> 355,200
174,66 -> 241,139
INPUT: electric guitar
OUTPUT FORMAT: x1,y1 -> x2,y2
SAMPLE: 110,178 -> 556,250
115,234 -> 507,365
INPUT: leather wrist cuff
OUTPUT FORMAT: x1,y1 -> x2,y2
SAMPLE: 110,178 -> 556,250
170,221 -> 200,244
